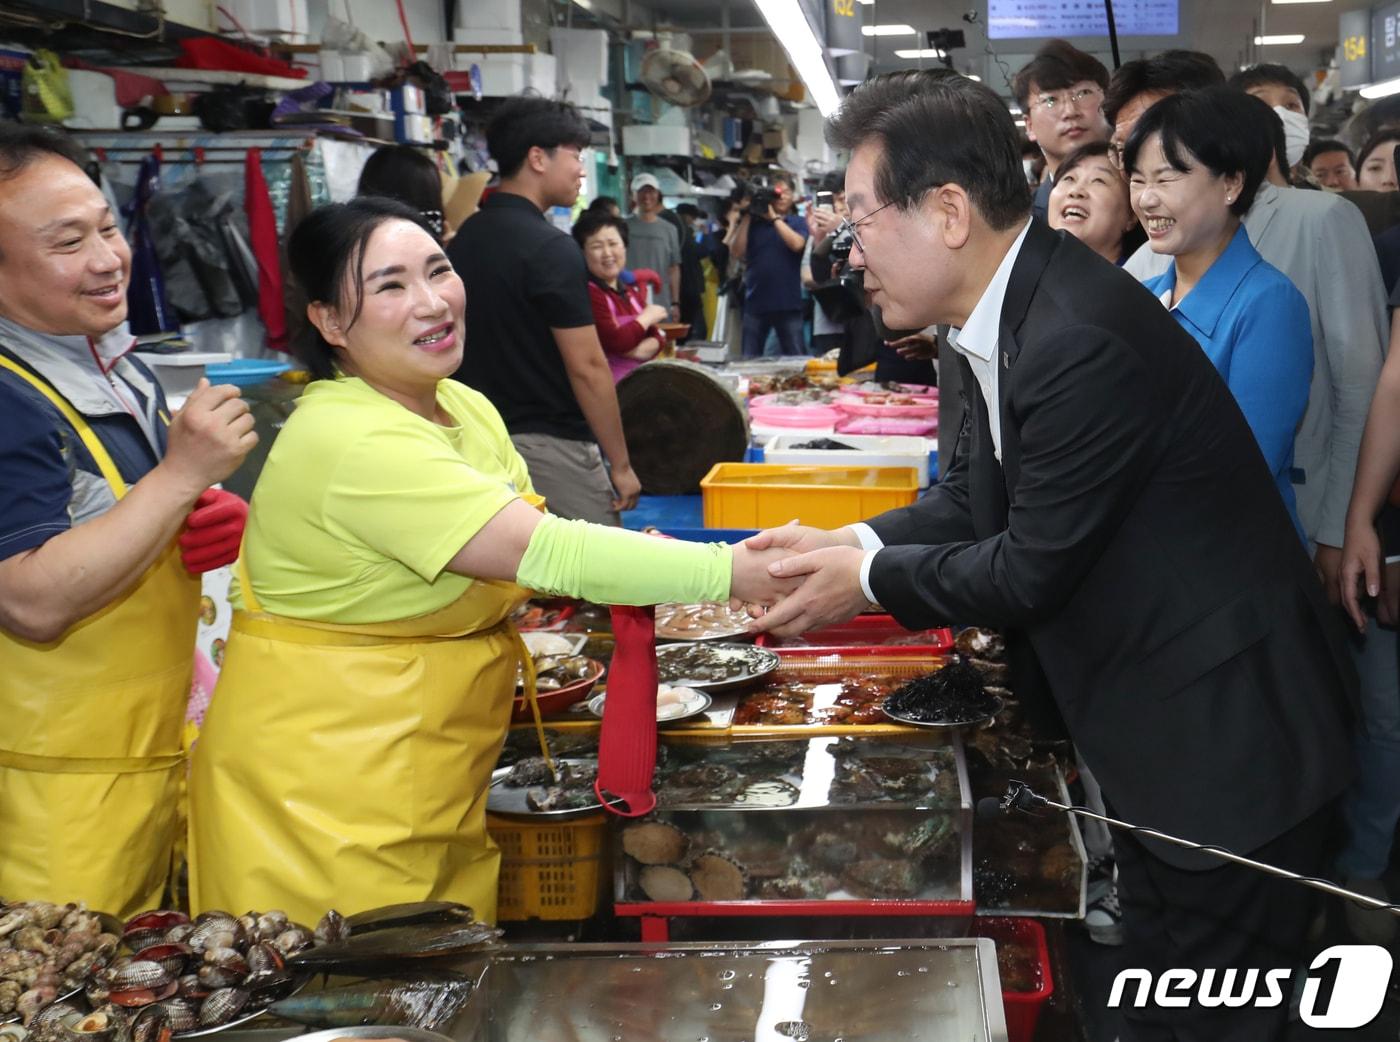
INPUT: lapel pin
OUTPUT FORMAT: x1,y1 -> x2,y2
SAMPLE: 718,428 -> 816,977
1002,351 -> 1010,369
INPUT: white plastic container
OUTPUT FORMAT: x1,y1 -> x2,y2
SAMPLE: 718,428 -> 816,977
454,27 -> 525,45
456,0 -> 521,33
318,50 -> 345,82
221,0 -> 309,37
765,433 -> 935,487
340,53 -> 374,82
133,352 -> 232,406
622,123 -> 692,156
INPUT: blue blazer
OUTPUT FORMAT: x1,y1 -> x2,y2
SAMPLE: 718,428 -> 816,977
1145,224 -> 1313,541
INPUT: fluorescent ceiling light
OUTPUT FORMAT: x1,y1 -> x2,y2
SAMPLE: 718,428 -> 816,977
1254,34 -> 1306,44
863,24 -> 917,36
1362,75 -> 1400,99
894,48 -> 946,58
856,0 -> 874,4
1272,0 -> 1330,4
753,0 -> 843,117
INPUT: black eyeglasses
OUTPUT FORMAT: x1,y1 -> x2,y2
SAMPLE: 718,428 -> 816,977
836,199 -> 896,255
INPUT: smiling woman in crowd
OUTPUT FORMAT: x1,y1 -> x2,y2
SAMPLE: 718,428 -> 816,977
572,209 -> 668,382
1047,140 -> 1145,264
189,197 -> 795,924
1127,86 -> 1312,540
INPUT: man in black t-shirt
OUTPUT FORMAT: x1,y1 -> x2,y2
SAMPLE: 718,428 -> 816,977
450,97 -> 640,525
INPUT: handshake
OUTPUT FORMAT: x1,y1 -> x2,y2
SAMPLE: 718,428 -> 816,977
727,523 -> 876,639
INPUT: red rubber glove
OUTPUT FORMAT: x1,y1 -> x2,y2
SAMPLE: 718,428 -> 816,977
595,604 -> 659,817
631,267 -> 664,297
179,489 -> 248,574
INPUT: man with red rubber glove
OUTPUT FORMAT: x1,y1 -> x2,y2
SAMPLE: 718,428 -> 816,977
0,124 -> 256,916
180,488 -> 249,572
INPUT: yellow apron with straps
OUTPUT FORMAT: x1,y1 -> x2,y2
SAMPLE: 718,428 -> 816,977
0,356 -> 198,919
188,499 -> 546,926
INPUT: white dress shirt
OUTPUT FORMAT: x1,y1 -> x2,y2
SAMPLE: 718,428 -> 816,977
850,220 -> 1033,603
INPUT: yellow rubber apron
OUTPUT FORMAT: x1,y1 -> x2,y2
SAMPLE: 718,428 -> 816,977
189,511 -> 542,926
0,357 -> 198,919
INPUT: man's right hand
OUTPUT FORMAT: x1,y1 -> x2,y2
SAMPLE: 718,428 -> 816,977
610,461 -> 641,512
808,208 -> 841,244
160,378 -> 258,499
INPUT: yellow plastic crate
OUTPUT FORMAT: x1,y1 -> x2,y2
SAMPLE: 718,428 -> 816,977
700,462 -> 919,529
489,811 -> 607,921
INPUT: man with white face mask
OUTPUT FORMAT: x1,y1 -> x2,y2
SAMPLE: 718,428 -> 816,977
1230,63 -> 1312,175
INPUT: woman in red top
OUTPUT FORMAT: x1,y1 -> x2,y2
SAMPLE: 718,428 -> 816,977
572,210 -> 668,382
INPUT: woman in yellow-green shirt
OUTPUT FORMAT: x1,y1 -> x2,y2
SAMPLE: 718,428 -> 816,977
188,198 -> 791,923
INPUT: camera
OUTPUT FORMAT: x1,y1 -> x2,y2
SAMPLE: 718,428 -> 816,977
811,227 -> 865,323
828,226 -> 854,267
742,176 -> 777,219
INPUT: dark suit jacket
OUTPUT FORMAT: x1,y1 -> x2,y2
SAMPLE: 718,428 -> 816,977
867,220 -> 1356,866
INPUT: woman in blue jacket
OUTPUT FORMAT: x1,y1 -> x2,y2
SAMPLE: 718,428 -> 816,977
1126,86 -> 1312,541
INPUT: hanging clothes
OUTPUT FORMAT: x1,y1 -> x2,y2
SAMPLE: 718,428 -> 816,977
280,151 -> 315,343
245,147 -> 287,351
122,153 -> 179,337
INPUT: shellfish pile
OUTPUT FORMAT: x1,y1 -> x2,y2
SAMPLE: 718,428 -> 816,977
0,902 -> 120,1025
1,905 -> 337,1039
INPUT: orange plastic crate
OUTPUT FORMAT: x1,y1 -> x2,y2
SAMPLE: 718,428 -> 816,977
488,812 -> 607,921
700,462 -> 918,529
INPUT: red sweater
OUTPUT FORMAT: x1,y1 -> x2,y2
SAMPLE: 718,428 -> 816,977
587,277 -> 663,381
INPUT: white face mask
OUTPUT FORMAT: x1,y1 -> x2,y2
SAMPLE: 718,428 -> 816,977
1274,106 -> 1311,169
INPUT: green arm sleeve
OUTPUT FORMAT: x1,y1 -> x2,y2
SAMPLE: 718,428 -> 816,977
516,514 -> 733,605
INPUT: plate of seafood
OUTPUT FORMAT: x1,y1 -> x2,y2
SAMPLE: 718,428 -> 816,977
488,757 -> 613,817
653,602 -> 754,642
519,631 -> 587,658
654,643 -> 780,694
3,901 -> 499,1039
881,658 -> 1004,729
587,685 -> 711,724
510,601 -> 575,632
733,672 -> 908,727
511,655 -> 605,723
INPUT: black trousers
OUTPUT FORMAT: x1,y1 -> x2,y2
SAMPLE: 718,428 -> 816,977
1113,803 -> 1335,1042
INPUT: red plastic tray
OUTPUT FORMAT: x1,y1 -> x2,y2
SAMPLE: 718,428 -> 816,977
970,917 -> 1053,1042
756,616 -> 954,653
616,899 -> 976,940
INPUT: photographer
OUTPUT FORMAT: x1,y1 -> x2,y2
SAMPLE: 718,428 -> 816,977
728,170 -> 809,357
805,173 -> 873,374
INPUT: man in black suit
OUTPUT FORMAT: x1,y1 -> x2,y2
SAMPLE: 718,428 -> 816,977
749,72 -> 1356,1041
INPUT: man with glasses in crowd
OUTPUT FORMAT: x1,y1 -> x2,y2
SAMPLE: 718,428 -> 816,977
450,96 -> 640,526
743,70 -> 1356,1041
1013,40 -> 1111,221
